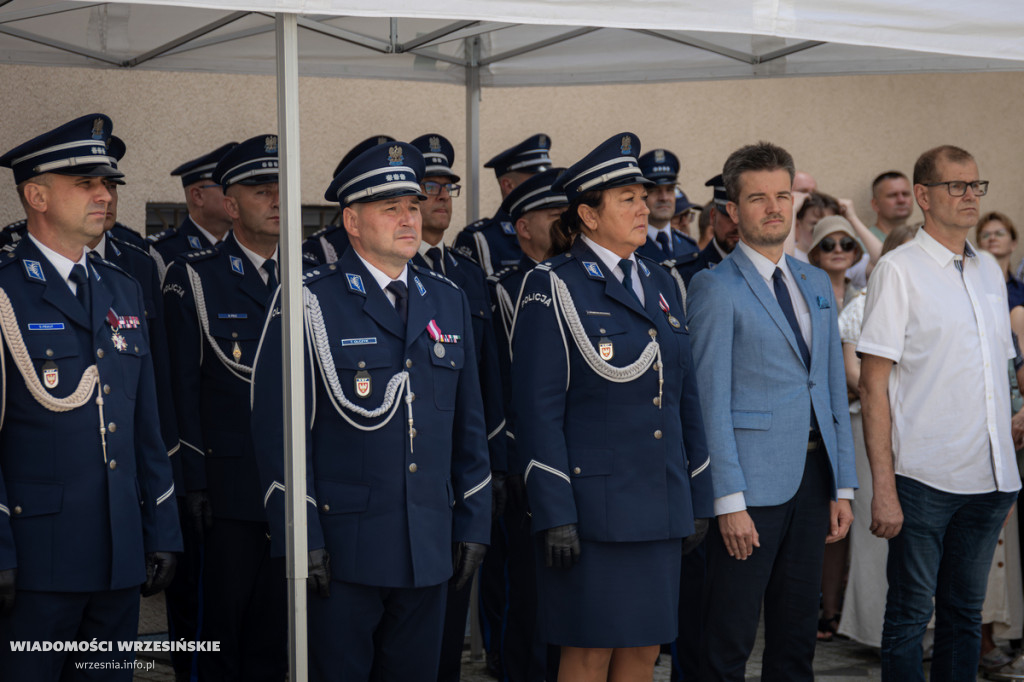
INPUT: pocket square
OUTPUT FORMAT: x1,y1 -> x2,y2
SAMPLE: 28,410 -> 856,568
817,295 -> 830,310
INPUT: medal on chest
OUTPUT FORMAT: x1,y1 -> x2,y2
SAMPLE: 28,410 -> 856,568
426,319 -> 460,359
106,308 -> 128,351
658,293 -> 681,328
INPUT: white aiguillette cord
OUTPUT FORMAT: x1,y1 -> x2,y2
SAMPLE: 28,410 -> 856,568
547,270 -> 663,408
0,287 -> 110,461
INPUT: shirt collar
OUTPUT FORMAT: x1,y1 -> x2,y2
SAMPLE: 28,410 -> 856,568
646,223 -> 672,244
235,236 -> 277,272
28,232 -> 87,283
354,250 -> 408,292
581,234 -> 636,275
91,233 -> 107,259
916,227 -> 977,268
191,219 -> 220,246
737,239 -> 793,284
417,239 -> 445,261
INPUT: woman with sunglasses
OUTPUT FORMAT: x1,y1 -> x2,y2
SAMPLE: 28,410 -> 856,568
807,215 -> 865,314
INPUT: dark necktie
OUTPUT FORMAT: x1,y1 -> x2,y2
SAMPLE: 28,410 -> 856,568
618,259 -> 642,306
772,267 -> 810,367
69,264 -> 90,316
262,258 -> 279,292
426,246 -> 444,273
656,231 -> 673,258
387,280 -> 409,325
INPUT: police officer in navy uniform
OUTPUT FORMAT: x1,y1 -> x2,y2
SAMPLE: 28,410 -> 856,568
454,134 -> 554,276
251,141 -> 492,682
511,133 -> 712,682
0,114 -> 181,680
302,135 -> 395,266
407,133 -> 508,682
162,135 -> 287,682
98,136 -> 150,251
487,167 -> 568,682
149,142 -> 239,272
636,149 -> 699,264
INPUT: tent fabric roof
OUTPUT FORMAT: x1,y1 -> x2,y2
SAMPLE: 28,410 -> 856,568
0,0 -> 1021,86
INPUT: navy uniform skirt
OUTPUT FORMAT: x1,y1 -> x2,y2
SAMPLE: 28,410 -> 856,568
534,536 -> 682,648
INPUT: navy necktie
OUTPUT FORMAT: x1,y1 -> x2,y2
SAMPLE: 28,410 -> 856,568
262,258 -> 278,292
387,280 -> 409,325
618,259 -> 642,306
69,264 -> 90,316
426,246 -> 444,273
772,267 -> 810,367
656,231 -> 673,258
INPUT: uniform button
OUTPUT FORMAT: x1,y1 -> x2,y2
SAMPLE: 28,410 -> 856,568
321,504 -> 330,512
109,460 -> 117,470
653,362 -> 661,371
329,264 -> 337,271
573,467 -> 581,474
409,463 -> 418,473
405,359 -> 413,368
358,361 -> 366,369
649,328 -> 657,337
654,430 -> 663,439
207,448 -> 214,455
652,397 -> 661,407
134,345 -> 140,353
12,505 -> 21,515
998,561 -> 1005,568
410,428 -> 417,438
408,393 -> 415,402
96,349 -> 104,358
103,385 -> 111,395
45,348 -> 54,357
107,422 -> 116,433
450,361 -> 456,368
999,539 -> 1004,545
231,332 -> 238,339
599,328 -> 606,334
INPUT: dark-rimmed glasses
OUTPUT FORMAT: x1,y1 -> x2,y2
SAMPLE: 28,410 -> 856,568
422,181 -> 461,197
921,180 -> 989,197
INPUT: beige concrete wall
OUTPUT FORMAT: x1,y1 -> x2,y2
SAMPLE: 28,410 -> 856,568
1,65 -> 1023,258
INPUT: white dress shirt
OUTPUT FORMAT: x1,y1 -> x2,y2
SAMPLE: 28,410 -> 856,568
28,233 -> 88,296
354,251 -> 409,307
417,239 -> 446,275
858,228 -> 1021,494
236,239 -> 278,285
581,235 -> 645,306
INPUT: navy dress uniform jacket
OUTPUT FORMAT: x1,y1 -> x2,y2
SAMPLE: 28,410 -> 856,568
0,238 -> 181,591
301,224 -> 349,266
162,234 -> 271,522
149,216 -> 215,265
251,248 -> 492,588
511,240 -> 713,541
453,209 -> 523,277
412,246 -> 506,472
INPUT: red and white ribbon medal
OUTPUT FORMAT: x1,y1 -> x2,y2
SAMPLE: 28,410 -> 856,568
107,308 -> 128,351
659,293 -> 681,328
427,319 -> 446,358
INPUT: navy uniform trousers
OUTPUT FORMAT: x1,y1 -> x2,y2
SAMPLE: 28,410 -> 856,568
0,238 -> 181,681
163,233 -> 286,682
251,249 -> 492,682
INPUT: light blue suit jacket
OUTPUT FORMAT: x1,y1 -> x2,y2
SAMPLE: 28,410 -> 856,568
687,246 -> 857,508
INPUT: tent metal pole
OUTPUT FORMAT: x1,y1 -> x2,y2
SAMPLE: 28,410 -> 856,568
275,12 -> 308,682
465,36 -> 481,224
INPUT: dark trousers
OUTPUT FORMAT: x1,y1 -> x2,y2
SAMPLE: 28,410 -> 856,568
502,495 -> 553,682
196,518 -> 286,682
164,498 -> 202,680
699,442 -> 832,682
438,570 -> 472,682
0,586 -> 140,681
671,539 -> 705,681
310,579 -> 447,682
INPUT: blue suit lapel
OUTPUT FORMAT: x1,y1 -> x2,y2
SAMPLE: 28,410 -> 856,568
405,271 -> 437,349
571,239 -> 650,320
223,236 -> 272,308
86,256 -> 114,332
730,247 -> 806,368
19,239 -> 91,330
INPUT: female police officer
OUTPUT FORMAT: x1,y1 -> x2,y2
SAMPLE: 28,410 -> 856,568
511,133 -> 713,681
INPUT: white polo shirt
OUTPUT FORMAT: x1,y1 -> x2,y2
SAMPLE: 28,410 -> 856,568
857,228 -> 1021,494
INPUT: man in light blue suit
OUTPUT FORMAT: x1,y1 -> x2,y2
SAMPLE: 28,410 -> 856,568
687,141 -> 857,681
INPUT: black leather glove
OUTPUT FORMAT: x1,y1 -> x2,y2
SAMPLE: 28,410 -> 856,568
545,524 -> 581,569
185,490 -> 213,542
491,471 -> 508,520
141,552 -> 177,597
682,518 -> 710,556
451,542 -> 487,591
307,548 -> 331,599
506,474 -> 527,510
0,569 -> 15,616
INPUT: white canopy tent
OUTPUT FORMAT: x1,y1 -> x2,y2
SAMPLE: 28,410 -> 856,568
2,1 -> 1021,678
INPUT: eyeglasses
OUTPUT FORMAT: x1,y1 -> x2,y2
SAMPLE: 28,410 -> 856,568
819,236 -> 857,253
921,180 -> 989,197
979,228 -> 1009,240
422,181 -> 461,197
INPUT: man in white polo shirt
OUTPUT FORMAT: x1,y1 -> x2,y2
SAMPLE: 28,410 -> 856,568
858,144 -> 1020,680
